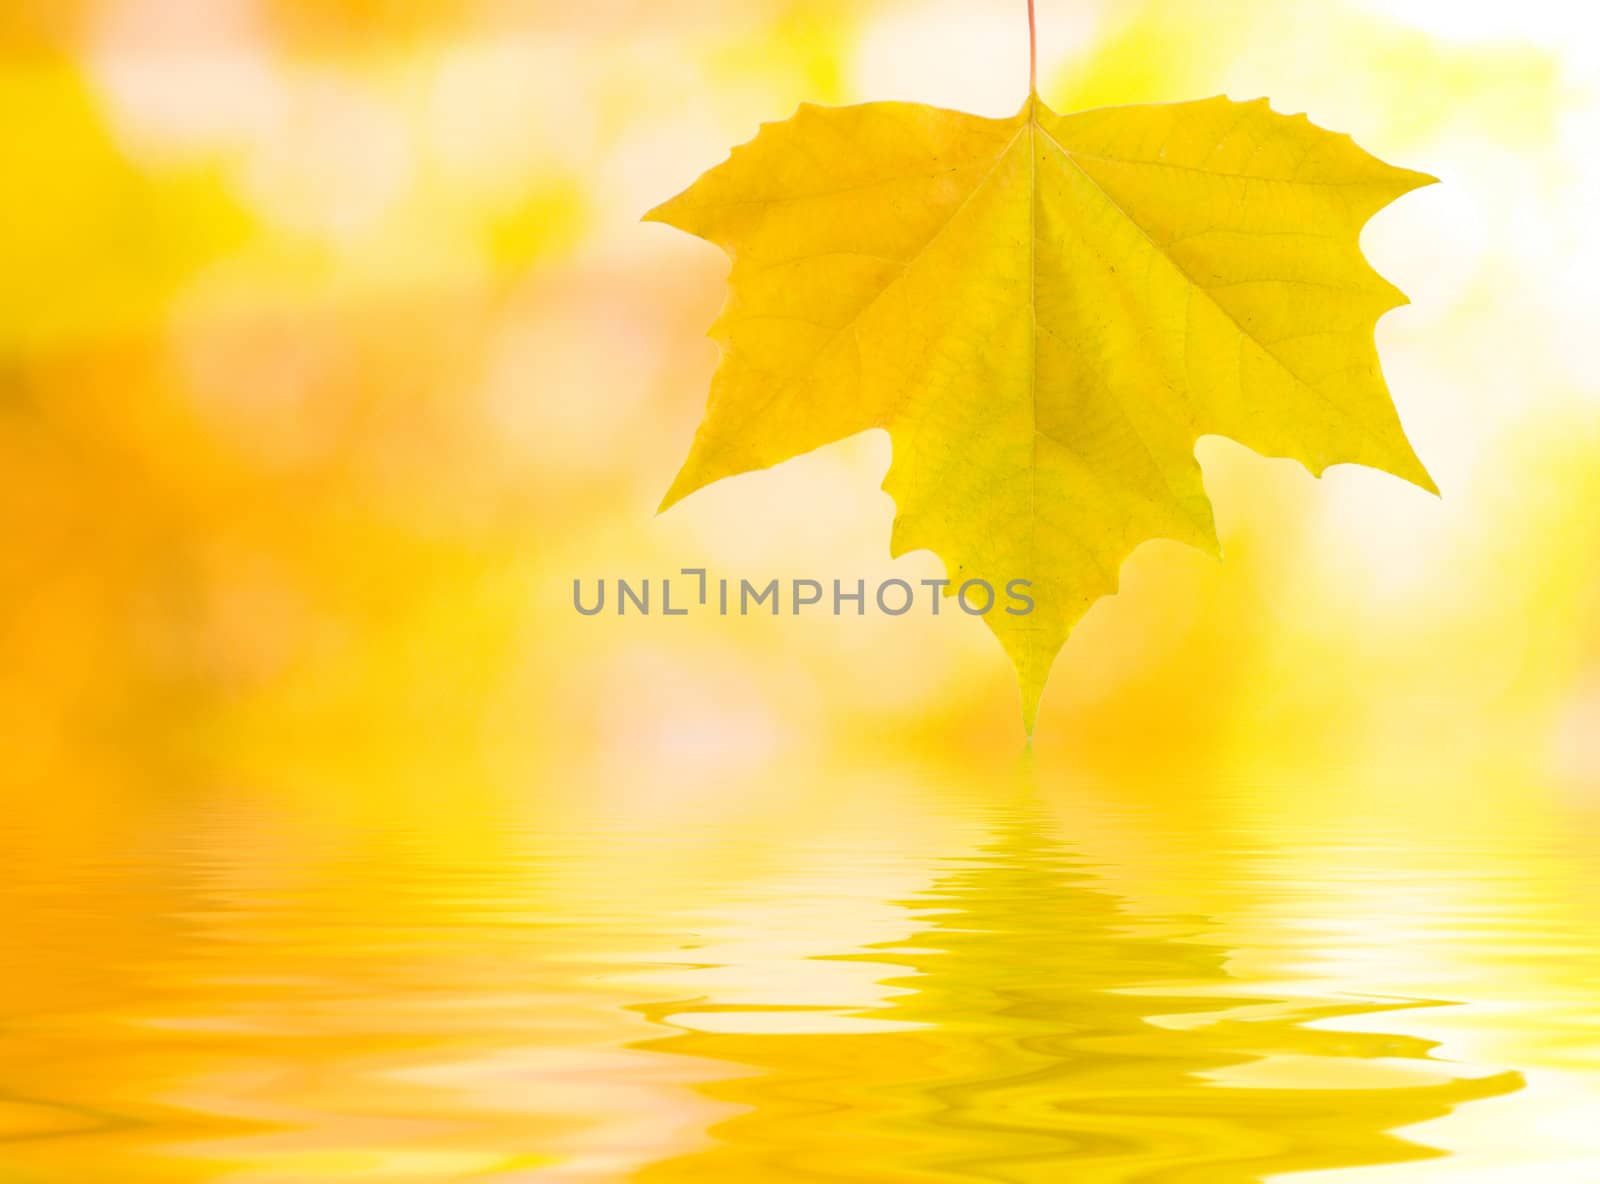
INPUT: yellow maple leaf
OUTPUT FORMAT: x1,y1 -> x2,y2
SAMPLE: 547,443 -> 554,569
648,89 -> 1435,731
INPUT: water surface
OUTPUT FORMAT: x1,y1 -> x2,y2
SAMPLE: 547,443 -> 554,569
2,766 -> 1597,1182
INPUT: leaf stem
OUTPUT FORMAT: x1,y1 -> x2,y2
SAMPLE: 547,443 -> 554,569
1027,0 -> 1037,95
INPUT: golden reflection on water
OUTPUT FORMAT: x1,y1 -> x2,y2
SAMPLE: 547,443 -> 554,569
6,765 -> 1598,1183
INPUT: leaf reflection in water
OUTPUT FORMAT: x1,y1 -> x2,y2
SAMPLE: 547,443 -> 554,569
636,802 -> 1520,1183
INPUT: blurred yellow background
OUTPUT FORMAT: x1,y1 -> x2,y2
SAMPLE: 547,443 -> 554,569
3,0 -> 1597,796
2,2 -> 1599,1182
